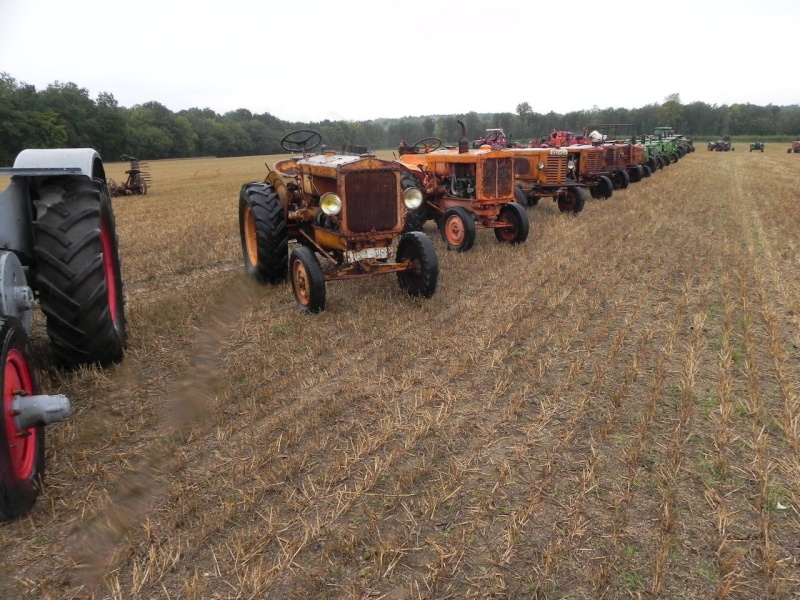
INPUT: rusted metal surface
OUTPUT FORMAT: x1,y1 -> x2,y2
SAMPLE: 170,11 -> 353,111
108,155 -> 151,197
343,171 -> 399,233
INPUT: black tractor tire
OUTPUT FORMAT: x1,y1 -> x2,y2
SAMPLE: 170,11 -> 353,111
647,156 -> 659,172
514,186 -> 531,208
613,169 -> 630,190
289,246 -> 326,313
239,182 -> 289,284
658,155 -> 669,168
592,176 -> 613,200
558,187 -> 587,214
396,232 -> 438,298
33,177 -> 127,366
669,152 -> 679,164
439,206 -> 476,252
628,165 -> 643,183
0,317 -> 45,521
642,165 -> 652,178
494,202 -> 529,244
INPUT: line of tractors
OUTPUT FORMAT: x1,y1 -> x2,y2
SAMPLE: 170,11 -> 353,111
1,121 -> 693,520
238,122 -> 693,311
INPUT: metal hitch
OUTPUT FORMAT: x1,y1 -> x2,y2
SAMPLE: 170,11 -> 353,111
12,394 -> 70,430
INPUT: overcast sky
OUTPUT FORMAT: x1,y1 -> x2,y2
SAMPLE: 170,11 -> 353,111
1,0 -> 797,122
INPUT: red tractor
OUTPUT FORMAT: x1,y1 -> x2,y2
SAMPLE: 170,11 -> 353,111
788,141 -> 800,153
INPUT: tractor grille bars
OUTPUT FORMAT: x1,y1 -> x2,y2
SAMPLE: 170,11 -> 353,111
343,171 -> 398,233
544,155 -> 567,184
480,157 -> 514,199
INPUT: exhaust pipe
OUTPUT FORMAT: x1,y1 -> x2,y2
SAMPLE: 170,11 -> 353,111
13,393 -> 70,430
457,120 -> 469,154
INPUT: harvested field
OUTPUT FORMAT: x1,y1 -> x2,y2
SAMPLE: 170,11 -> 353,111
2,145 -> 800,599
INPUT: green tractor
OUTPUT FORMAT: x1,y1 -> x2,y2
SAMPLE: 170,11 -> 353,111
749,141 -> 765,152
652,127 -> 683,162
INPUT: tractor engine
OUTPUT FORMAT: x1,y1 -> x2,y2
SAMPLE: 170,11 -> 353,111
445,175 -> 476,199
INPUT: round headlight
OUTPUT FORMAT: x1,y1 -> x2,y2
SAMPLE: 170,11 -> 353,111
403,186 -> 423,209
320,192 -> 342,216
537,161 -> 545,170
567,160 -> 576,170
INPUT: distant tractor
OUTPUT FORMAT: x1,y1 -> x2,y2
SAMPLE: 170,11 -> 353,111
708,140 -> 734,152
788,141 -> 800,153
108,154 -> 151,196
239,130 -> 438,312
472,128 -> 509,149
750,141 -> 765,152
398,121 -> 528,252
0,148 -> 128,520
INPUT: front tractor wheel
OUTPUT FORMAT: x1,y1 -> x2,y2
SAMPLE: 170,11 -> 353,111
629,165 -> 643,183
396,232 -> 439,298
239,182 -> 289,284
557,187 -> 587,214
591,176 -> 614,200
289,246 -> 325,313
0,317 -> 45,521
439,207 -> 476,252
33,177 -> 127,366
495,202 -> 529,244
611,169 -> 630,190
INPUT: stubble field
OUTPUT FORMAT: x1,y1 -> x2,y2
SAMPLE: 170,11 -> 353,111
1,144 -> 800,599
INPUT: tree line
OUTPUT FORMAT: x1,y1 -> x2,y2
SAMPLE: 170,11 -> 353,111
2,74 -> 799,166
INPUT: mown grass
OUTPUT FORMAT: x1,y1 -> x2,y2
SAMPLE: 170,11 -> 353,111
1,144 -> 799,599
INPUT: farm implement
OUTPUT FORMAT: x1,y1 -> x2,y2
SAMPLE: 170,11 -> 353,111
108,154 -> 151,196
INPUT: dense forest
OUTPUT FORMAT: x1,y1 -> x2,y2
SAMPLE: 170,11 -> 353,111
2,73 -> 800,165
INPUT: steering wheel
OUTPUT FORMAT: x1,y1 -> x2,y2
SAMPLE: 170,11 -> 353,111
413,137 -> 442,154
281,130 -> 322,153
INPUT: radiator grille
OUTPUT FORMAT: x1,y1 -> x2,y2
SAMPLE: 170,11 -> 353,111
344,171 -> 398,232
582,150 -> 603,174
544,155 -> 567,184
480,157 -> 514,199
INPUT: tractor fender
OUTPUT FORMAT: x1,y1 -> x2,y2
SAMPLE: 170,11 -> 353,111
12,148 -> 106,181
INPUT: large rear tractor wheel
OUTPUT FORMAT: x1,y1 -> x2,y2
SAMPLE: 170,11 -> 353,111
0,317 -> 45,521
558,187 -> 587,214
494,202 -> 529,244
669,152 -> 679,164
439,207 -> 476,252
33,177 -> 127,366
289,246 -> 325,313
396,232 -> 438,298
239,182 -> 289,284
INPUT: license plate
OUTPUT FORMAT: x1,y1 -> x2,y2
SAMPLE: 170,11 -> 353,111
344,247 -> 389,262
549,148 -> 568,156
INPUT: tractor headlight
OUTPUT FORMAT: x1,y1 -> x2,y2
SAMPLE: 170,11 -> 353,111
567,160 -> 576,170
537,161 -> 545,170
320,193 -> 342,216
403,186 -> 423,209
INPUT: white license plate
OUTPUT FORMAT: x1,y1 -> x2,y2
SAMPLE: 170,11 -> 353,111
345,247 -> 389,262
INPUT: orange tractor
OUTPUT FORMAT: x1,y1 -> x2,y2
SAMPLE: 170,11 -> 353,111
788,141 -> 800,153
398,121 -> 528,252
239,130 -> 438,312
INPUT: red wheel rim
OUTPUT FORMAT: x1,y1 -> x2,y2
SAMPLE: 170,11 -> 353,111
293,260 -> 311,306
445,216 -> 465,246
4,348 -> 36,480
100,217 -> 120,324
496,210 -> 518,241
